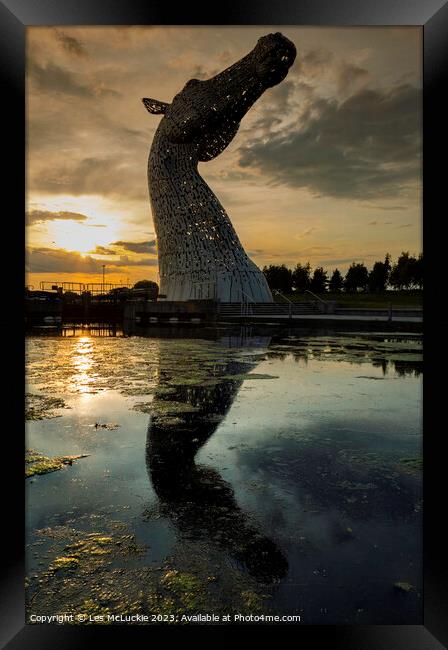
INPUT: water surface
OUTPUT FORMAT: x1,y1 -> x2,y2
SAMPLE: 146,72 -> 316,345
26,326 -> 422,624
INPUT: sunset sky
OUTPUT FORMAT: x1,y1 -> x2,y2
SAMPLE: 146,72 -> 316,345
26,26 -> 422,289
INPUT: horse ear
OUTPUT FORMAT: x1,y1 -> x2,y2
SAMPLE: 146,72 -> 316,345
142,98 -> 169,114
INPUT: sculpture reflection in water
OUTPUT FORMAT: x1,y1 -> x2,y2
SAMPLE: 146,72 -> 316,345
145,334 -> 288,584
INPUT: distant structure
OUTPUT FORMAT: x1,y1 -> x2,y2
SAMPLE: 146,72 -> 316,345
143,32 -> 296,302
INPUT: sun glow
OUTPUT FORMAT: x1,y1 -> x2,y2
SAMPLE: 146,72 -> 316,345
27,195 -> 125,255
47,220 -> 118,256
71,336 -> 97,395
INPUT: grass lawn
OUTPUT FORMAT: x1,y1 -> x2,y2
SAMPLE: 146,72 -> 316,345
275,291 -> 423,309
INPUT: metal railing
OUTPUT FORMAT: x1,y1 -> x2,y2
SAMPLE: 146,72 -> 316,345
304,289 -> 328,304
240,288 -> 257,316
272,290 -> 294,317
273,289 -> 293,304
192,280 -> 217,301
39,281 -> 135,296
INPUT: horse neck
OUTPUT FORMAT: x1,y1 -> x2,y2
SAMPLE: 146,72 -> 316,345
149,129 -> 199,180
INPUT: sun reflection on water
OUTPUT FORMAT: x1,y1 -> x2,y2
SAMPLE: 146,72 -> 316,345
71,336 -> 96,395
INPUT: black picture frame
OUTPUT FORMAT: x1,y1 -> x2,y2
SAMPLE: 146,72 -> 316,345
2,0 -> 447,647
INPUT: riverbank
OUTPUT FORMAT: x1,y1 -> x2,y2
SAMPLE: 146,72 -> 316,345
275,291 -> 423,309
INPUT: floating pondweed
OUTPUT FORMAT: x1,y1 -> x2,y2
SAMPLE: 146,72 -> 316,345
25,449 -> 89,478
25,394 -> 69,420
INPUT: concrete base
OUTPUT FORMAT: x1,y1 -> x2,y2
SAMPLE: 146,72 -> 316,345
124,299 -> 218,324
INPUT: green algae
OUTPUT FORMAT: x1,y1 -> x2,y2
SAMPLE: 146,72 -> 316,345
394,581 -> 414,593
26,452 -> 46,464
167,376 -> 215,387
160,570 -> 209,612
221,373 -> 279,381
268,334 -> 422,370
153,386 -> 178,397
26,525 -> 149,624
25,393 -> 69,421
153,400 -> 200,416
27,522 -> 273,625
93,422 -> 120,430
66,536 -> 114,557
50,556 -> 80,572
25,449 -> 89,479
26,334 -> 421,405
241,590 -> 267,612
120,387 -> 154,396
398,457 -> 423,473
131,402 -> 154,414
78,598 -> 113,620
153,416 -> 187,429
133,400 -> 200,416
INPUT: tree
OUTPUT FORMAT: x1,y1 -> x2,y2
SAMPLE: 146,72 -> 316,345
344,262 -> 369,292
133,280 -> 158,289
262,265 -> 293,293
310,267 -> 328,293
412,253 -> 423,289
368,254 -> 392,292
292,262 -> 311,291
389,252 -> 417,290
329,268 -> 343,292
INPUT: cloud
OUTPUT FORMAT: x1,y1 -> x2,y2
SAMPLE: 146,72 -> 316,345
190,64 -> 221,80
26,247 -> 102,273
26,210 -> 88,225
26,246 -> 158,273
321,254 -> 379,266
32,156 -> 147,200
295,226 -> 320,238
295,48 -> 333,77
256,245 -> 335,261
293,48 -> 371,95
218,50 -> 232,64
89,245 -> 118,256
238,83 -> 421,200
244,80 -> 295,133
28,61 -> 94,98
108,255 -> 158,267
55,30 -> 88,57
336,61 -> 371,95
28,60 -> 120,98
111,239 -> 157,254
88,240 -> 158,256
367,205 -> 407,211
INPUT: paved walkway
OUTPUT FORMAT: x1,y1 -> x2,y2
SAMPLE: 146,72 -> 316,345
219,314 -> 422,323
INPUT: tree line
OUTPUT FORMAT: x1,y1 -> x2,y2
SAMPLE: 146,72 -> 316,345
262,252 -> 423,294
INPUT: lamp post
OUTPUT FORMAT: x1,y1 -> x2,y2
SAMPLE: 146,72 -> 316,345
102,265 -> 105,295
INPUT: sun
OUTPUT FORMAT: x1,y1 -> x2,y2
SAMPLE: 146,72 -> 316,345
28,196 -> 124,256
47,220 -> 111,255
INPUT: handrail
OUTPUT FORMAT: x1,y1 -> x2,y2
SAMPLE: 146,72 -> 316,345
192,280 -> 217,300
304,289 -> 328,304
240,288 -> 257,304
273,289 -> 293,305
239,288 -> 256,317
272,289 -> 294,316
